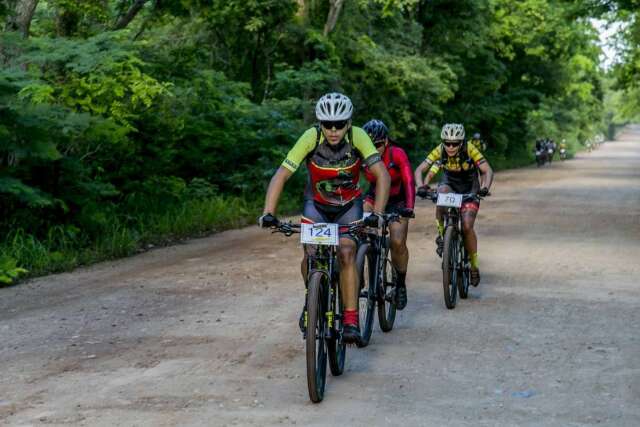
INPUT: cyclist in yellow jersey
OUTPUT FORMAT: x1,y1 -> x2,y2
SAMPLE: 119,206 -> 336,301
259,93 -> 390,344
469,132 -> 486,152
415,124 -> 493,287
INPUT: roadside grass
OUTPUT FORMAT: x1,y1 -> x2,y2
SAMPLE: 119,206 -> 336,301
1,195 -> 300,283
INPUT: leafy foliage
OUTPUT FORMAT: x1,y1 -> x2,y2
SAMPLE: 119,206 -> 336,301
0,0 -> 629,282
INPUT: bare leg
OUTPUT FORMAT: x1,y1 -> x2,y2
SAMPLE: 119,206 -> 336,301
436,185 -> 452,230
389,218 -> 409,273
338,237 -> 358,311
461,210 -> 478,255
462,210 -> 481,286
389,217 -> 409,309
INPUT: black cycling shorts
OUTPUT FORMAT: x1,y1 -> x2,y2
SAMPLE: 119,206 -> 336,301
302,199 -> 363,241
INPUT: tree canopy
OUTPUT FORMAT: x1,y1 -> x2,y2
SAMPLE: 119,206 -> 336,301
0,0 -> 635,280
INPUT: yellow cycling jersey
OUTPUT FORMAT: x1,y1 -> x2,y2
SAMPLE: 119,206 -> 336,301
425,142 -> 486,175
469,138 -> 484,151
281,126 -> 379,173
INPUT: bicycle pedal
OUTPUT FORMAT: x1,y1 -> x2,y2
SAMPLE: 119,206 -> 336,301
384,289 -> 395,302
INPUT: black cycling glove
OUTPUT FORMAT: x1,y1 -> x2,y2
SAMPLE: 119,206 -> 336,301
364,213 -> 382,228
478,187 -> 490,197
417,185 -> 430,199
259,213 -> 278,228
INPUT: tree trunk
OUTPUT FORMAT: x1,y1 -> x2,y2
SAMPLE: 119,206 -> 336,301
323,0 -> 345,36
296,0 -> 309,23
113,0 -> 148,30
5,0 -> 39,38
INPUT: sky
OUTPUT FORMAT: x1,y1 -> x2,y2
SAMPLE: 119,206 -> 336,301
592,18 -> 625,69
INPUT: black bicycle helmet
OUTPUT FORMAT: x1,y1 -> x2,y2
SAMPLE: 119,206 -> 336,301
362,119 -> 389,143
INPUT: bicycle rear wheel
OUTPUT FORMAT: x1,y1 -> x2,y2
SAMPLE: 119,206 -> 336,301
328,274 -> 346,375
377,248 -> 397,332
442,226 -> 459,309
306,271 -> 328,403
356,242 -> 375,347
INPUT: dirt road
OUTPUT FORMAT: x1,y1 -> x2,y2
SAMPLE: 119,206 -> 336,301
2,128 -> 640,426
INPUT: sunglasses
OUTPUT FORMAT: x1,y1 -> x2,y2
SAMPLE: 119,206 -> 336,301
373,139 -> 386,148
443,141 -> 462,148
320,120 -> 349,130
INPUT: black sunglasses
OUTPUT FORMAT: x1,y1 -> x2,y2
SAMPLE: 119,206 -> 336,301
320,120 -> 349,130
443,141 -> 462,148
374,139 -> 386,148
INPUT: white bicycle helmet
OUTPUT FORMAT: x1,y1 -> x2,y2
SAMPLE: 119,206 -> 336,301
441,123 -> 465,141
315,92 -> 353,121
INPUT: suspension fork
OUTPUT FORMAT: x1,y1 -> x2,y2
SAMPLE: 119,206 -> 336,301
326,247 -> 338,339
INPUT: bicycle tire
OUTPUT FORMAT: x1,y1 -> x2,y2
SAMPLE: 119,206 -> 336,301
458,264 -> 469,299
306,271 -> 328,403
328,273 -> 346,375
356,242 -> 375,347
459,249 -> 470,299
377,248 -> 397,332
442,226 -> 458,309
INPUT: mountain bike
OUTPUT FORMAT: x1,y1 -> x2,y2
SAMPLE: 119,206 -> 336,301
420,190 -> 487,309
270,220 -> 362,403
559,147 -> 567,160
355,213 -> 400,347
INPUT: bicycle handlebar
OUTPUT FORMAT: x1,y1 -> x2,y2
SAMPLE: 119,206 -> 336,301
270,220 -> 367,238
418,189 -> 490,204
270,221 -> 301,236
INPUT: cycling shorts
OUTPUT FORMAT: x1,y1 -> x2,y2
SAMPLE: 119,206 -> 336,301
437,178 -> 480,213
302,199 -> 363,241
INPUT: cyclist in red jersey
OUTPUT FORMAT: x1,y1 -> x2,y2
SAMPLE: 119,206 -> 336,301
362,120 -> 415,310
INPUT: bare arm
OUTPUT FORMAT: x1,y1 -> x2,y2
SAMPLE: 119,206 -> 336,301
368,162 -> 390,214
414,160 -> 437,188
414,160 -> 432,188
424,169 -> 437,187
478,162 -> 493,190
263,166 -> 293,215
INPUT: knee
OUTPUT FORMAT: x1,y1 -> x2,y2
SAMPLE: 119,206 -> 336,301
390,237 -> 406,254
462,220 -> 474,234
338,243 -> 356,264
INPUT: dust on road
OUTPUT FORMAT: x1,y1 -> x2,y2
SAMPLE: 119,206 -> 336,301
2,127 -> 640,426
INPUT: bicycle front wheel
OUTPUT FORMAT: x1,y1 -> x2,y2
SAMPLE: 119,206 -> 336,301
356,242 -> 375,347
377,249 -> 397,332
306,271 -> 328,403
459,249 -> 470,299
442,226 -> 459,309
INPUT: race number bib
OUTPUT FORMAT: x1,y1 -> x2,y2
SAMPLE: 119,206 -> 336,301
437,193 -> 463,208
301,223 -> 339,246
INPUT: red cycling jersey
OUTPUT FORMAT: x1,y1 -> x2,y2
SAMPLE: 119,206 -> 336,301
364,145 -> 415,209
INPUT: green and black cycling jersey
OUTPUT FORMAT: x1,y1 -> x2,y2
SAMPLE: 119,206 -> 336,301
281,126 -> 381,206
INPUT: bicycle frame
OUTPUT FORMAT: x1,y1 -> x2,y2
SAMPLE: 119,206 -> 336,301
305,245 -> 340,338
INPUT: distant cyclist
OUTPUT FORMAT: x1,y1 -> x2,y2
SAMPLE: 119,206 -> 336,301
362,119 -> 415,310
414,124 -> 493,287
469,132 -> 487,152
259,93 -> 390,344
